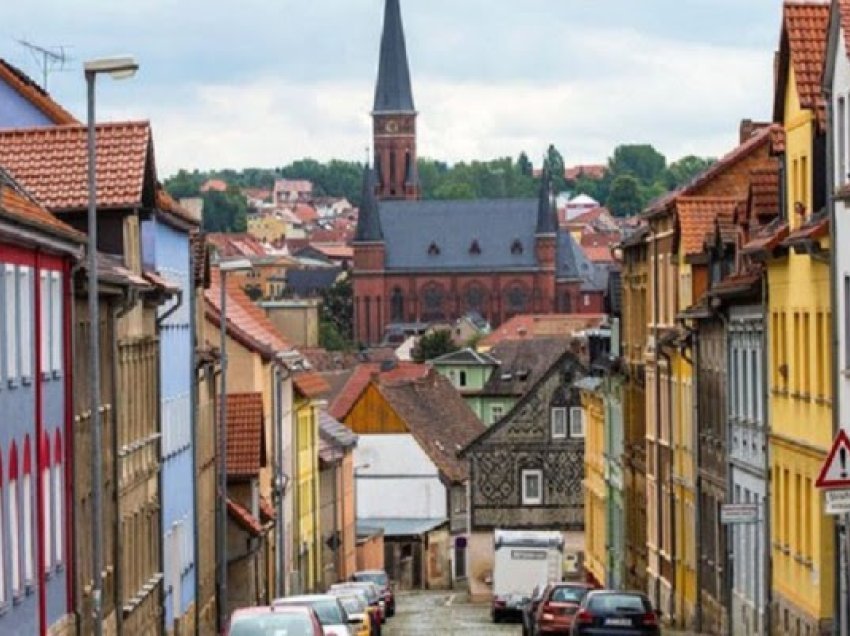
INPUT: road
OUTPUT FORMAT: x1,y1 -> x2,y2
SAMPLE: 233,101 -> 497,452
383,590 -> 696,635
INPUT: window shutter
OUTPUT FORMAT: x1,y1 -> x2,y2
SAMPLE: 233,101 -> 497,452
18,267 -> 32,381
5,264 -> 18,382
51,272 -> 62,374
39,272 -> 50,375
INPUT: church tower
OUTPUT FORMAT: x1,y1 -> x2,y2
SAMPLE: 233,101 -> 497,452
372,0 -> 419,200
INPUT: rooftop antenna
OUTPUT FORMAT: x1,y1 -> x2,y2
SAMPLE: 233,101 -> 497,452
16,39 -> 71,90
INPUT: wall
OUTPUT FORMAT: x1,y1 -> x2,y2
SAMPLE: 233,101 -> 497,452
353,435 -> 447,521
0,79 -> 54,128
262,300 -> 319,348
356,532 -> 385,572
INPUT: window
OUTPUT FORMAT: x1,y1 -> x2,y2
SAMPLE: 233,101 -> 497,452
583,294 -> 590,307
50,272 -> 62,374
390,287 -> 404,322
803,312 -> 811,395
551,407 -> 568,439
22,435 -> 33,587
18,267 -> 32,381
39,271 -> 50,375
53,430 -> 63,566
816,312 -> 825,397
9,442 -> 20,597
458,371 -> 467,387
521,469 -> 543,505
839,97 -> 847,185
41,432 -> 51,573
569,407 -> 586,438
490,404 -> 504,425
4,264 -> 18,382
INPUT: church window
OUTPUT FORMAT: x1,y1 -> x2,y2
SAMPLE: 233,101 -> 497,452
427,242 -> 441,256
511,239 -> 523,255
465,284 -> 485,311
421,283 -> 446,322
390,287 -> 405,322
390,150 -> 397,195
469,240 -> 481,255
505,283 -> 529,315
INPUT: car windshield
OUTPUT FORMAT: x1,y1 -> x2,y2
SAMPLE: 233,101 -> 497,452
354,572 -> 388,587
229,613 -> 315,636
550,587 -> 587,603
336,584 -> 377,603
337,596 -> 364,615
277,600 -> 344,625
589,594 -> 648,613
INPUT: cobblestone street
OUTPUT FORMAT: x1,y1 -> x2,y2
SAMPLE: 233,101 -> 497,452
385,591 -> 519,636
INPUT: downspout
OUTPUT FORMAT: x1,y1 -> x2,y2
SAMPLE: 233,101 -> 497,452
652,227 -> 663,613
294,401 -> 301,593
110,304 -> 122,636
68,261 -> 83,636
187,261 -> 201,636
692,324 -> 703,633
761,272 -> 773,636
825,82 -> 845,636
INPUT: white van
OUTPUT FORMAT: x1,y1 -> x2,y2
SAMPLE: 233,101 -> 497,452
491,529 -> 564,623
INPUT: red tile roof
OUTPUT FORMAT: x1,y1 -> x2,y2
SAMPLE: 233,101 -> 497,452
156,187 -> 200,226
293,371 -> 330,398
200,179 -> 228,193
0,177 -> 85,243
207,232 -> 271,258
293,203 -> 319,224
0,60 -> 78,125
840,1 -> 850,60
748,165 -> 782,220
480,314 -> 606,348
710,268 -> 764,297
310,243 -> 353,259
227,498 -> 265,536
676,197 -> 740,255
741,219 -> 791,255
205,268 -> 292,358
0,122 -> 153,212
565,164 -> 607,181
224,392 -> 266,478
328,362 -> 429,421
780,1 -> 830,128
783,210 -> 830,244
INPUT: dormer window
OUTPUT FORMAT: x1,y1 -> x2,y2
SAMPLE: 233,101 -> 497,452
511,239 -> 523,255
469,240 -> 481,255
428,242 -> 441,256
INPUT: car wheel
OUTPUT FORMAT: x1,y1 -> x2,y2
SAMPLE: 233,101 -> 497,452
492,611 -> 501,624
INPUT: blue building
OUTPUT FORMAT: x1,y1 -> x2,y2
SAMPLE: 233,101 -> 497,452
0,59 -> 77,128
0,172 -> 84,634
142,195 -> 201,631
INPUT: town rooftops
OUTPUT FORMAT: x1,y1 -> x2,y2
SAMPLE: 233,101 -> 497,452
224,392 -> 266,478
0,121 -> 154,212
0,59 -> 78,125
319,410 -> 358,462
481,338 -> 573,398
0,169 -> 85,245
328,361 -> 428,421
480,313 -> 606,349
677,197 -> 741,256
429,347 -> 499,366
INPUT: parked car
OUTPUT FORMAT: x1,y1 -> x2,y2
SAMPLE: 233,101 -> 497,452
273,594 -> 354,636
329,583 -> 384,634
352,570 -> 395,617
328,590 -> 372,636
570,591 -> 660,636
534,583 -> 594,634
521,585 -> 547,636
226,605 -> 323,636
332,581 -> 385,624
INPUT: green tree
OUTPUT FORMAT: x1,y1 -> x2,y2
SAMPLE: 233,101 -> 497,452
201,186 -> 249,232
412,330 -> 459,362
164,169 -> 205,198
517,152 -> 533,177
606,174 -> 643,217
545,144 -> 567,193
433,181 -> 476,200
319,320 -> 350,351
320,277 -> 353,344
609,144 -> 667,185
663,155 -> 716,189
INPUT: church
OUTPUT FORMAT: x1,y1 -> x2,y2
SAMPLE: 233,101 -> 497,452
353,0 -> 608,345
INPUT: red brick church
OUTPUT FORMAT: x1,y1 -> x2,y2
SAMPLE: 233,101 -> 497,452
353,0 -> 608,345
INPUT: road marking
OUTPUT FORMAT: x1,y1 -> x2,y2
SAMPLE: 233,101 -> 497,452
445,594 -> 455,607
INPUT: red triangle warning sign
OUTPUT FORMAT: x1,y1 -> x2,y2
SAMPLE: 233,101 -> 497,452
816,429 -> 850,489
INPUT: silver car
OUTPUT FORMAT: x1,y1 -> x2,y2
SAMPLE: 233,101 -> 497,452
273,594 -> 353,636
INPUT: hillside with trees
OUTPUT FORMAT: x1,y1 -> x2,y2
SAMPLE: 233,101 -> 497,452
164,143 -> 715,230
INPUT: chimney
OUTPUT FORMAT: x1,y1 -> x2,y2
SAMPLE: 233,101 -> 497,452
739,119 -> 770,144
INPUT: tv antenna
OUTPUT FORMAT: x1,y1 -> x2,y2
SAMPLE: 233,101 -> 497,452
16,39 -> 71,90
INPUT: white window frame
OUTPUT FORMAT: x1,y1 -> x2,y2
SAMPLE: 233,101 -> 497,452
22,463 -> 33,587
569,407 -> 586,438
39,271 -> 50,376
5,264 -> 18,384
42,448 -> 51,573
9,472 -> 20,596
50,271 -> 62,375
521,469 -> 543,506
489,404 -> 504,425
18,267 -> 32,382
551,407 -> 568,439
53,432 -> 63,566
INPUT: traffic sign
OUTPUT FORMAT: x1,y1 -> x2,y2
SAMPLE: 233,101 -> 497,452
720,503 -> 759,525
825,490 -> 850,516
816,429 -> 850,489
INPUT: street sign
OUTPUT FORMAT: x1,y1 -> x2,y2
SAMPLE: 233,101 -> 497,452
815,429 -> 850,489
720,503 -> 759,525
825,490 -> 850,516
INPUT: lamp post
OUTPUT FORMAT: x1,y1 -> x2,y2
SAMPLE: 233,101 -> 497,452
84,55 -> 138,636
216,258 -> 253,631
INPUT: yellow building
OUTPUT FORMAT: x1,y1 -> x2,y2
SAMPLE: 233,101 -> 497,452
759,4 -> 835,632
249,213 -> 291,244
294,389 -> 323,593
580,380 -> 606,587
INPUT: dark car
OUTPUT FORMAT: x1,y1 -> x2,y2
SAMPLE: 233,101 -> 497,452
226,605 -> 323,636
570,591 -> 660,636
534,583 -> 594,634
353,570 -> 395,617
521,585 -> 546,636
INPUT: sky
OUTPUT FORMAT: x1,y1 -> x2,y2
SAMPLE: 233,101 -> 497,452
3,0 -> 784,177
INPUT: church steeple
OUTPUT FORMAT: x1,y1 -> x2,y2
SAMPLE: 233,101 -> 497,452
536,167 -> 557,235
372,0 -> 419,200
374,0 -> 415,114
354,165 -> 383,242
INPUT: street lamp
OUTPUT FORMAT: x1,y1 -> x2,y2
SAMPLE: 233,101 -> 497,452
216,257 -> 253,631
84,54 -> 138,636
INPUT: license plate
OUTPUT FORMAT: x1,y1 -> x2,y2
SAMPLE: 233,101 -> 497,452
604,617 -> 633,627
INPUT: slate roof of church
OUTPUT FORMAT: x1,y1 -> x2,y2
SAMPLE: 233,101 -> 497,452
374,0 -> 415,113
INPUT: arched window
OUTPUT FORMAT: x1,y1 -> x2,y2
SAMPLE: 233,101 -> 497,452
505,283 -> 529,316
420,282 -> 447,322
465,283 -> 487,313
9,442 -> 20,596
40,431 -> 52,573
53,430 -> 64,566
390,288 -> 405,322
0,448 -> 5,604
22,435 -> 33,587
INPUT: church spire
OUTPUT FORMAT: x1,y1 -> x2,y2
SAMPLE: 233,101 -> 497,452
374,0 -> 415,113
354,165 -> 383,242
536,167 -> 557,235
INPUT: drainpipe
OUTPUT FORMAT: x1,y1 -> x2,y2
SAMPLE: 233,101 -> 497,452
761,272 -> 772,636
692,323 -> 703,633
652,227 -> 663,614
187,264 -> 201,636
68,261 -> 83,636
110,305 -> 122,636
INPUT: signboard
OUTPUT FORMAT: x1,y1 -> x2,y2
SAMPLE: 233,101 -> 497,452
511,550 -> 546,561
816,429 -> 850,489
720,503 -> 759,525
825,490 -> 850,516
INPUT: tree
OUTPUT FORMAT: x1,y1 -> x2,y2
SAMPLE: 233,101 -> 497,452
319,320 -> 351,351
320,277 -> 353,344
609,144 -> 667,185
517,151 -> 533,177
412,329 -> 459,362
545,144 -> 567,193
164,169 -> 204,199
201,187 -> 249,232
606,174 -> 643,217
663,155 -> 716,189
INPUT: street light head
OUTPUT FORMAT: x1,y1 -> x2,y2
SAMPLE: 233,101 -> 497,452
84,56 -> 139,79
218,258 -> 254,273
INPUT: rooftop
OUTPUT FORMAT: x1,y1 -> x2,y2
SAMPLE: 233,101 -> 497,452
224,392 -> 266,478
